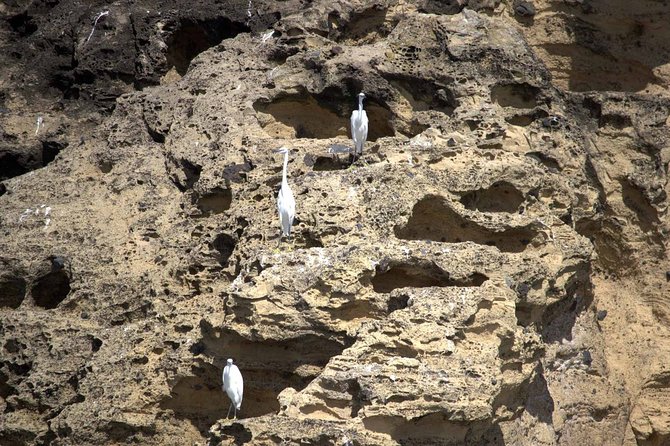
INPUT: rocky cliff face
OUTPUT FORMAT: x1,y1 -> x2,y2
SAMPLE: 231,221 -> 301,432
1,1 -> 669,445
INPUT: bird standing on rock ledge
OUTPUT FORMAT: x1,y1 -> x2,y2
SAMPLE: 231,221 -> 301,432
222,358 -> 243,419
275,147 -> 296,242
350,92 -> 368,159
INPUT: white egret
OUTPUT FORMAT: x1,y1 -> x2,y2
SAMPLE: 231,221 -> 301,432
275,147 -> 295,241
350,92 -> 368,158
222,358 -> 244,419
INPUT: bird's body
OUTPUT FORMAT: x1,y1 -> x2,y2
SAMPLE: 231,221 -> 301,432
222,358 -> 243,419
275,147 -> 295,239
350,92 -> 368,156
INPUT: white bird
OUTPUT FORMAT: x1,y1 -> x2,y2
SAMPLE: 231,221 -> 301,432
275,147 -> 296,240
350,92 -> 368,158
222,358 -> 244,419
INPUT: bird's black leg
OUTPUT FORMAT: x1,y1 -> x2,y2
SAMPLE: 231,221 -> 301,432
226,402 -> 233,419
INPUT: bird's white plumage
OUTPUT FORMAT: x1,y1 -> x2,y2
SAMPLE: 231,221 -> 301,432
223,358 -> 243,419
276,147 -> 295,238
350,92 -> 368,155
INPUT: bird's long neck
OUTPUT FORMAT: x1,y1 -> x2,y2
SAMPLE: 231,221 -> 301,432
282,151 -> 289,184
358,96 -> 363,113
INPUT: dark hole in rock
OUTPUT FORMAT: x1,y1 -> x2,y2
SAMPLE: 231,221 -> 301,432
7,12 -> 38,37
49,71 -> 78,98
98,160 -> 113,173
620,179 -> 660,233
505,109 -> 548,127
372,261 -> 488,293
146,125 -> 166,144
515,301 -> 543,328
0,369 -> 14,399
582,97 -> 602,119
9,361 -> 32,376
213,423 -> 253,445
418,0 -> 465,14
253,89 -> 395,141
599,113 -> 632,129
31,270 -> 71,309
176,324 -> 193,333
334,5 -> 397,43
459,181 -> 525,213
212,233 -> 236,266
0,275 -> 26,309
168,156 -> 202,192
190,341 -> 205,355
132,356 -> 149,365
491,83 -> 540,109
465,120 -> 479,131
525,151 -> 562,172
387,294 -> 410,313
166,17 -> 250,76
196,188 -> 232,215
0,182 -> 6,196
91,337 -> 103,352
300,231 -> 324,248
223,162 -> 253,183
560,212 -> 573,226
506,114 -> 534,127
42,141 -> 68,166
395,195 -> 539,253
4,339 -> 24,353
390,76 -> 456,115
312,156 -> 348,171
0,152 -> 29,180
74,69 -> 96,85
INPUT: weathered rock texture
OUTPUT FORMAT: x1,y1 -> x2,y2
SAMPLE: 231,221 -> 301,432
1,0 -> 669,445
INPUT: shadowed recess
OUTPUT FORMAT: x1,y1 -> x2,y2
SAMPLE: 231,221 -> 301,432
211,423 -> 253,445
7,12 -> 38,37
167,156 -> 202,191
253,89 -> 395,141
540,44 -> 661,93
390,75 -> 457,115
372,261 -> 488,293
363,413 -> 505,445
196,188 -> 232,215
459,181 -> 525,213
395,195 -> 539,252
173,324 -> 352,429
0,142 -> 65,181
212,233 -> 236,266
619,179 -> 660,234
491,83 -> 540,109
0,152 -> 29,181
166,17 -> 250,76
308,155 -> 349,171
329,5 -> 398,43
31,270 -> 71,309
505,108 -> 548,127
160,362 -> 229,436
0,273 -> 26,309
42,141 -> 68,166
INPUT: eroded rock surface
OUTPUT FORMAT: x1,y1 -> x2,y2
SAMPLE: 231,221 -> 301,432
1,0 -> 670,445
